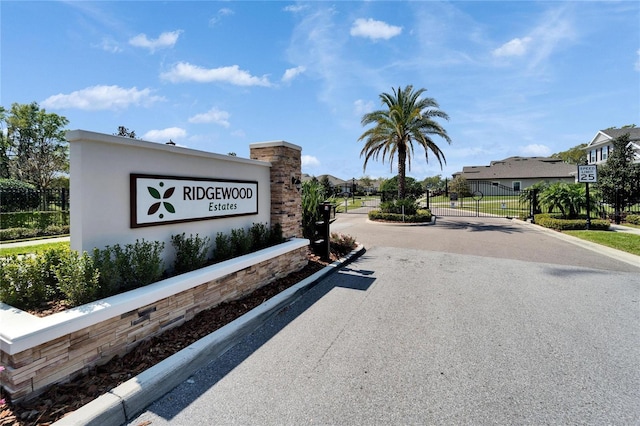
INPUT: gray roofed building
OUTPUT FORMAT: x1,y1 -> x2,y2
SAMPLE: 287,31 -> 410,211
453,156 -> 577,192
584,127 -> 640,165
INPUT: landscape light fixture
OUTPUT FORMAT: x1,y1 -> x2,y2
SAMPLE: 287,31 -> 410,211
291,176 -> 302,191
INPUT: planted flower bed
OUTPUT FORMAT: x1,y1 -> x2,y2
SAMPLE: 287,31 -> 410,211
0,228 -> 309,402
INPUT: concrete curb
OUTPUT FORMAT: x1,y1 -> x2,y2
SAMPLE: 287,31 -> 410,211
52,244 -> 365,426
513,219 -> 640,268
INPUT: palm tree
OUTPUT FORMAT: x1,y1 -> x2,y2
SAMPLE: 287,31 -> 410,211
358,85 -> 451,199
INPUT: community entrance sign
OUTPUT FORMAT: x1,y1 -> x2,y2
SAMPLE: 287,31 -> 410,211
131,174 -> 258,228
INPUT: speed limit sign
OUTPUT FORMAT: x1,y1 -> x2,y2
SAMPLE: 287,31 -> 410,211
577,165 -> 597,183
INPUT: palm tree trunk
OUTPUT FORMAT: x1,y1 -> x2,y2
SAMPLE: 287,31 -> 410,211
398,146 -> 406,199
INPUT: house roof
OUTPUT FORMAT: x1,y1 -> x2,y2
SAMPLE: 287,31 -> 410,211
453,156 -> 577,180
586,127 -> 640,148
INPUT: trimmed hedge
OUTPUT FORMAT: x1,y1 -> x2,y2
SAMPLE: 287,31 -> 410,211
0,225 -> 70,241
534,214 -> 610,231
369,209 -> 432,223
626,214 -> 640,225
0,211 -> 70,230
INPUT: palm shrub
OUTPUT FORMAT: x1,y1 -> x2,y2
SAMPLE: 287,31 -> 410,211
539,183 -> 598,218
302,180 -> 325,240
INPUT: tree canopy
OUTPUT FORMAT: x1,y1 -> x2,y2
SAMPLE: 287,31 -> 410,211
3,102 -> 69,189
358,85 -> 451,199
596,133 -> 640,207
551,143 -> 587,165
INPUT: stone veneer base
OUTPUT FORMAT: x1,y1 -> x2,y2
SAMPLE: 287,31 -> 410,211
0,238 -> 309,401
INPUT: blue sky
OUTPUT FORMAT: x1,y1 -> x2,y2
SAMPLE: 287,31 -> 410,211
2,1 -> 639,181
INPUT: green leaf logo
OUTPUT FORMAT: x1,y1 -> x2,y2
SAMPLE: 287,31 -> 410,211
146,182 -> 176,219
148,187 -> 161,199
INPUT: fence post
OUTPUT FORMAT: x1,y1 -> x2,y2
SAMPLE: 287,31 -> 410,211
614,187 -> 621,225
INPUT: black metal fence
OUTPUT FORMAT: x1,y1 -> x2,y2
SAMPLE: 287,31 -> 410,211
0,188 -> 69,213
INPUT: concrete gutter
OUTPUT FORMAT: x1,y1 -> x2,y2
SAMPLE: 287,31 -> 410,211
52,245 -> 365,426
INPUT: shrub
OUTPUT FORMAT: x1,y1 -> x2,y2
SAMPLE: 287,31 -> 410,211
230,228 -> 252,257
249,222 -> 270,251
214,232 -> 233,262
171,233 -> 211,275
120,240 -> 165,291
268,223 -> 284,246
330,233 -> 357,257
369,209 -> 432,223
0,221 -> 69,240
91,240 -> 165,294
380,198 -> 418,215
626,214 -> 640,225
38,246 -> 68,299
54,251 -> 100,306
534,214 -> 610,231
42,225 -> 70,236
0,255 -> 48,309
0,227 -> 39,241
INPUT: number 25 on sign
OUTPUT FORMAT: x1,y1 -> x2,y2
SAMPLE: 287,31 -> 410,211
578,165 -> 597,183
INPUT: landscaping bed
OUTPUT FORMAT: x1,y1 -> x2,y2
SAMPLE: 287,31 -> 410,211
0,252 -> 333,426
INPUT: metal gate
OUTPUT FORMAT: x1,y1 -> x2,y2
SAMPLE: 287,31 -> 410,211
337,195 -> 381,214
428,181 -> 528,218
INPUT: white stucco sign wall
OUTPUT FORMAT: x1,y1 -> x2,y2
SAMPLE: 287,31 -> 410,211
67,130 -> 271,263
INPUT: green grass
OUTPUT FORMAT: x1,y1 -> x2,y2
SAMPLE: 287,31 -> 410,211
564,230 -> 640,256
0,241 -> 70,257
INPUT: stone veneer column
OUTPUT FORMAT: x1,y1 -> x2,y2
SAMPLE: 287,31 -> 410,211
250,141 -> 303,239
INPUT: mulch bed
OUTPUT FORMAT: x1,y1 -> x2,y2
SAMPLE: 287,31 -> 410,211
0,253 -> 335,426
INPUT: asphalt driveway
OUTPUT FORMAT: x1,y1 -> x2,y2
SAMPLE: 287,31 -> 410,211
129,216 -> 640,425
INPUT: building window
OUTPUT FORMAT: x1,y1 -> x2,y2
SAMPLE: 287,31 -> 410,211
491,181 -> 499,186
602,146 -> 608,161
512,181 -> 521,191
590,149 -> 596,163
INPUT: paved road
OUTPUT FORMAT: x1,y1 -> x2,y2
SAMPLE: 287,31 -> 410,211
129,216 -> 640,425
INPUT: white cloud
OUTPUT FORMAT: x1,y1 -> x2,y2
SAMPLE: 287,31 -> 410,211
492,37 -> 532,57
350,18 -> 402,40
521,144 -> 551,156
282,66 -> 306,83
41,85 -> 164,110
302,155 -> 320,169
143,127 -> 187,143
95,37 -> 121,53
209,8 -> 234,26
283,5 -> 307,13
188,107 -> 231,127
160,62 -> 272,87
635,49 -> 640,72
353,99 -> 374,116
129,30 -> 182,52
